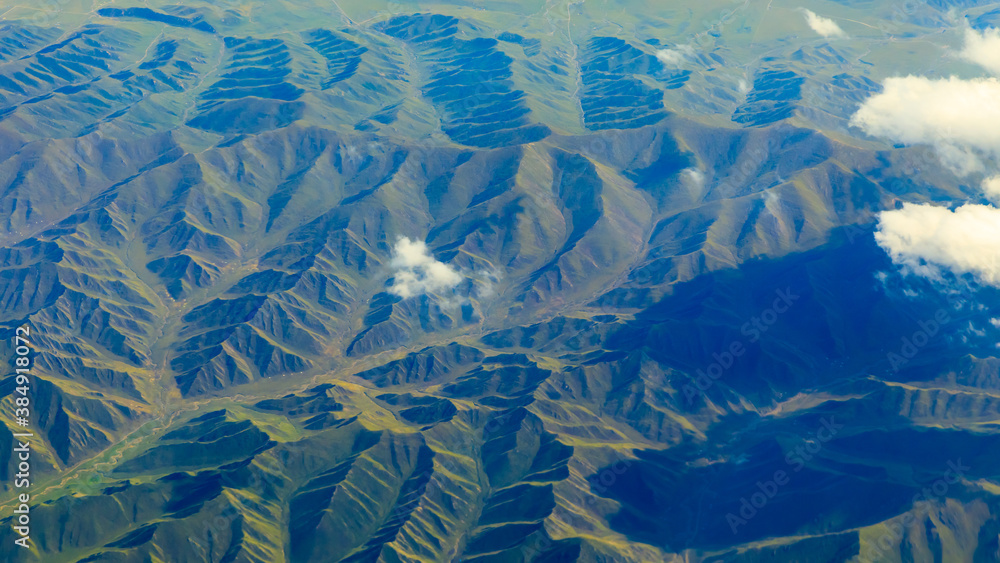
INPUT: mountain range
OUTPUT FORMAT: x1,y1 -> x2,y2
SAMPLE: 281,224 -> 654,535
1,0 -> 1000,561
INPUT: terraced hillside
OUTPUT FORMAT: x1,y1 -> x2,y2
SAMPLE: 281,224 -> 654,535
0,1 -> 998,562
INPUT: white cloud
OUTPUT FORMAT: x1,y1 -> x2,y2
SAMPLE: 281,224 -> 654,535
849,76 -> 1000,175
388,237 -> 463,298
474,267 -> 502,299
874,202 -> 1000,287
858,29 -> 1000,293
656,45 -> 694,66
961,27 -> 1000,75
681,167 -> 705,187
801,9 -> 846,38
983,175 -> 1000,204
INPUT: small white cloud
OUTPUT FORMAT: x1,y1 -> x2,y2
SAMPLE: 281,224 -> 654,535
875,202 -> 1000,287
763,189 -> 780,206
737,79 -> 750,94
801,9 -> 846,38
388,237 -> 463,298
474,268 -> 502,299
850,76 -> 1000,176
961,27 -> 1000,75
656,45 -> 694,66
983,175 -> 1000,204
681,167 -> 705,187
